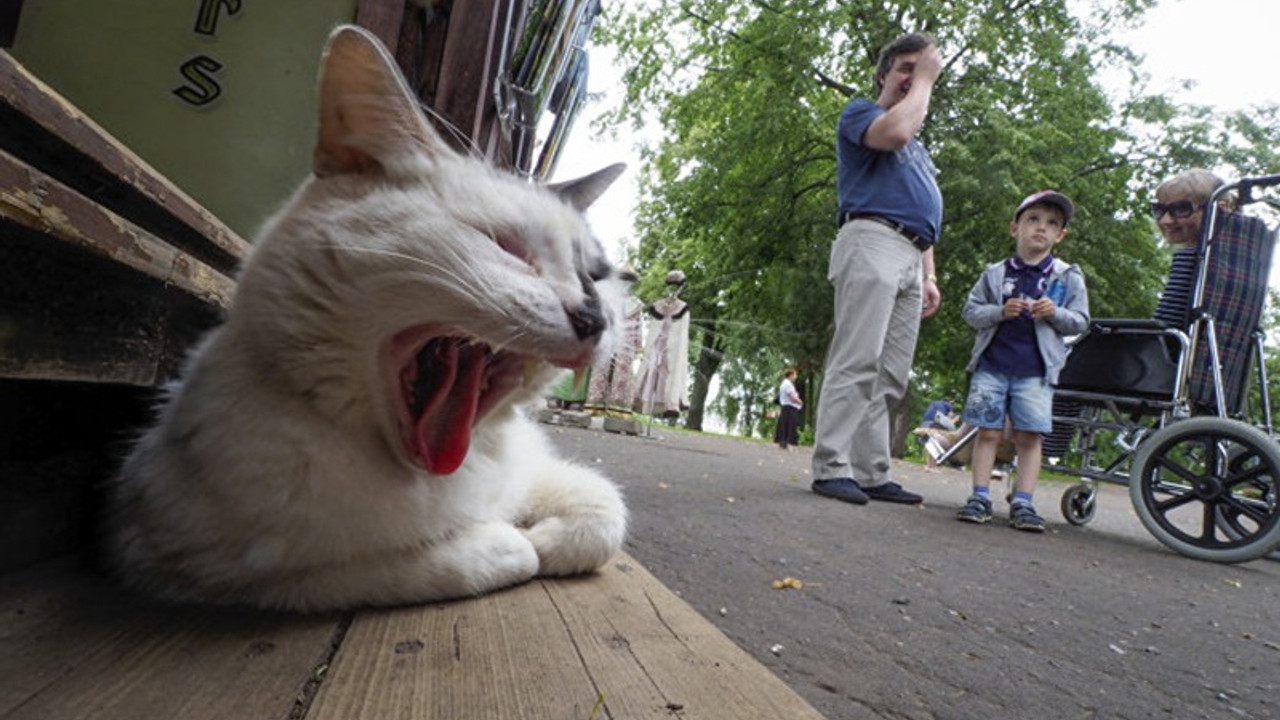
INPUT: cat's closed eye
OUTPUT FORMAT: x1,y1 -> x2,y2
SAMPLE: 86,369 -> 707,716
585,256 -> 615,282
491,231 -> 535,269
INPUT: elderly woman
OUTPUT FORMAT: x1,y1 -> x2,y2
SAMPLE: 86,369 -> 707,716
1151,168 -> 1268,415
1149,169 -> 1234,328
1044,169 -> 1270,457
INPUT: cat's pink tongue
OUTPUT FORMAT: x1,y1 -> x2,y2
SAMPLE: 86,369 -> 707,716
414,343 -> 485,475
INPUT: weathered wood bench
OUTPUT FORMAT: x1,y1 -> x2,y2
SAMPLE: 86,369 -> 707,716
2,553 -> 824,719
0,46 -> 245,571
0,48 -> 825,720
0,48 -> 245,385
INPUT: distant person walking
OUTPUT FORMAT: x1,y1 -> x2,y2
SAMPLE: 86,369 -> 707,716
775,368 -> 803,450
811,32 -> 943,507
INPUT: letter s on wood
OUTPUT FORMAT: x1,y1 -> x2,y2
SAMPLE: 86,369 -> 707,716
173,55 -> 223,107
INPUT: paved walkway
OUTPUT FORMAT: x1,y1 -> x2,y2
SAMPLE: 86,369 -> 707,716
548,423 -> 1280,720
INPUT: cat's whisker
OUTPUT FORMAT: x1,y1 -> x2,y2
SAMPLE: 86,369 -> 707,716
492,325 -> 535,355
417,102 -> 485,160
338,245 -> 541,348
339,246 -> 486,294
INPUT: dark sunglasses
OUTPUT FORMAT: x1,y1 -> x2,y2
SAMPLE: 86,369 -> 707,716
1149,200 -> 1200,219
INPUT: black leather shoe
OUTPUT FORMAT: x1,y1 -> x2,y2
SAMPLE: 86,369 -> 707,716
811,478 -> 869,505
862,481 -> 923,504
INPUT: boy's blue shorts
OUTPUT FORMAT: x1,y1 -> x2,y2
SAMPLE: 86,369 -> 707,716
961,369 -> 1053,434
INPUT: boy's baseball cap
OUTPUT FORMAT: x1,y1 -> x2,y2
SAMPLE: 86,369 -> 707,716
1014,190 -> 1074,226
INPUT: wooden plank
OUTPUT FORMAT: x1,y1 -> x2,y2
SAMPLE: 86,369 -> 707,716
545,557 -> 828,719
434,0 -> 508,157
412,4 -> 451,109
0,559 -> 345,720
0,557 -> 823,719
0,148 -> 235,309
0,222 -> 223,385
307,553 -> 826,719
0,50 -> 249,272
355,0 -> 407,56
306,573 -> 604,718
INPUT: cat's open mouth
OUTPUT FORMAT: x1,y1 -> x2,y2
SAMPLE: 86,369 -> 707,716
389,325 -> 595,476
391,335 -> 520,476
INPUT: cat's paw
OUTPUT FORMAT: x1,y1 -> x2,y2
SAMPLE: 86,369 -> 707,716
522,518 -> 611,576
440,522 -> 540,594
520,483 -> 627,576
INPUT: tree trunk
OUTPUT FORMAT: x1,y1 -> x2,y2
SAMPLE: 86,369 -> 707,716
684,315 -> 723,432
890,383 -> 913,458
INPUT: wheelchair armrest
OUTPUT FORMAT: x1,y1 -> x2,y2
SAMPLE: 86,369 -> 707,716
1088,318 -> 1172,332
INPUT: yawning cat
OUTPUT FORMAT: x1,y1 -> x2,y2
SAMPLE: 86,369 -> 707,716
107,25 -> 630,611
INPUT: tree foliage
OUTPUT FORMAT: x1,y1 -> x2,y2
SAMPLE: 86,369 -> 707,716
599,0 -> 1280,441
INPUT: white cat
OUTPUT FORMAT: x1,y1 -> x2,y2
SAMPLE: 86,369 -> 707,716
107,25 -> 630,612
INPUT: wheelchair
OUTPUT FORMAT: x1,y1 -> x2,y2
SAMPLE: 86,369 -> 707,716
940,175 -> 1280,563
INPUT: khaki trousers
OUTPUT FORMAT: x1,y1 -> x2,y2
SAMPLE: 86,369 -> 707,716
811,220 -> 923,485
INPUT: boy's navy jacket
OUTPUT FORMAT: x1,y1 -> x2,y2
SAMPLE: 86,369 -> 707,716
961,257 -> 1090,384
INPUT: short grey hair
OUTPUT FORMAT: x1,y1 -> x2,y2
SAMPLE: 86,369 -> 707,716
1156,169 -> 1225,206
874,33 -> 936,94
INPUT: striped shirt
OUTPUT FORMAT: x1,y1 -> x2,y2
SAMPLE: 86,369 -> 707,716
1153,247 -> 1196,327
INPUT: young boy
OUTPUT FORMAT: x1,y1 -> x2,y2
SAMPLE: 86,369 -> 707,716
956,191 -> 1090,531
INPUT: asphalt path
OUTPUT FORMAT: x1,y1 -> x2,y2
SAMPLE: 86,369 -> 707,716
546,422 -> 1280,720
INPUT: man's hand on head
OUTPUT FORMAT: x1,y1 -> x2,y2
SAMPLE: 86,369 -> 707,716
915,44 -> 942,85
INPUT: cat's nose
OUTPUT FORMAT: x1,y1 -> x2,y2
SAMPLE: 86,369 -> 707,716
566,297 -> 605,341
567,273 -> 606,341
570,301 -> 604,338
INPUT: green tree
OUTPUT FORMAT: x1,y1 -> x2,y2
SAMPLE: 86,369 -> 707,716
600,0 -> 1280,442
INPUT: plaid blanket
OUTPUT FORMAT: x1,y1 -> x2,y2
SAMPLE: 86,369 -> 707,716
1188,211 -> 1276,414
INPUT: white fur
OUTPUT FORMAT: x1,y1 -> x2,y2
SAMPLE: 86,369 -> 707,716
107,26 -> 628,611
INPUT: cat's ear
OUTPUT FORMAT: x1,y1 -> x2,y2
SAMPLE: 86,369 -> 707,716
313,25 -> 451,177
549,163 -> 626,211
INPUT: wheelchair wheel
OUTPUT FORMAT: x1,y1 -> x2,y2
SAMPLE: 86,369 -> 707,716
1060,483 -> 1097,526
1129,416 -> 1280,563
1212,450 -> 1280,562
1213,506 -> 1280,562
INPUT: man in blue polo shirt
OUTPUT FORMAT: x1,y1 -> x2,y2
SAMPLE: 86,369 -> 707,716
811,33 -> 943,506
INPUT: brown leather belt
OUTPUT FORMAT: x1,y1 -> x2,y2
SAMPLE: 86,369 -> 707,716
838,212 -> 932,251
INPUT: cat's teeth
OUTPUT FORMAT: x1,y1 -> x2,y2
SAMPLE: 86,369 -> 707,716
401,369 -> 413,405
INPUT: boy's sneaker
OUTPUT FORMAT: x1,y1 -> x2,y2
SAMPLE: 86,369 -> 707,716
1009,502 -> 1046,532
956,494 -> 993,524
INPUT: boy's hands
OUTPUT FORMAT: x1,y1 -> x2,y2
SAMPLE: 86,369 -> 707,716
1000,297 -> 1026,319
1029,296 -> 1057,319
1002,296 -> 1057,320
